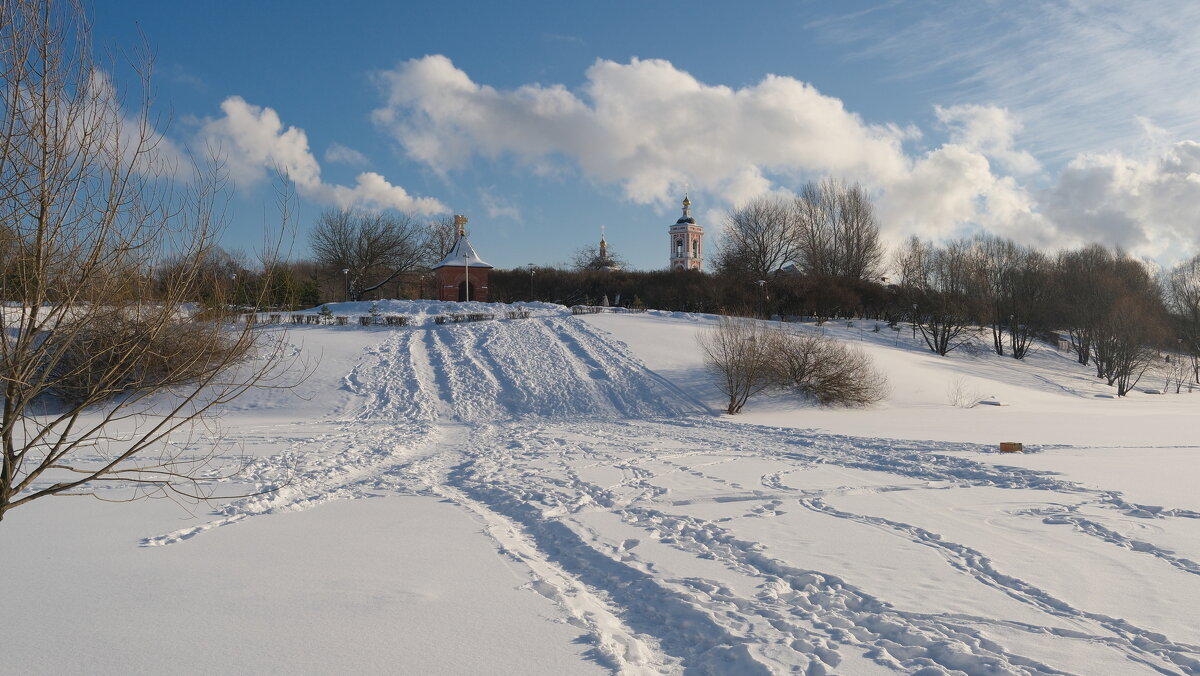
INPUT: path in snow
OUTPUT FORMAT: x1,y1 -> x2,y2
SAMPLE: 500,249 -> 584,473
146,313 -> 1200,675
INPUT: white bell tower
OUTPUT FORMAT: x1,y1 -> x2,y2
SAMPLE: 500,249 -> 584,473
669,193 -> 703,271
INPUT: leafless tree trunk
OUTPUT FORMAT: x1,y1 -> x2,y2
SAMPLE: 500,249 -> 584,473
423,214 -> 461,263
969,235 -> 1015,356
1167,253 -> 1200,383
1054,245 -> 1118,367
794,178 -> 883,281
1007,250 -> 1050,359
1107,296 -> 1167,396
0,0 -> 292,522
310,208 -> 425,301
967,235 -> 1050,359
1087,255 -> 1160,384
715,195 -> 798,280
697,317 -> 778,414
894,237 -> 977,356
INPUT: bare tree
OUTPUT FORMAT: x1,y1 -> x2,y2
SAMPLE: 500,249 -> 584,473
1163,349 -> 1190,394
1054,245 -> 1114,367
1087,254 -> 1160,384
1166,253 -> 1200,383
422,214 -> 461,263
1106,295 -> 1168,396
715,195 -> 797,280
969,235 -> 1050,359
310,208 -> 425,301
1007,249 -> 1051,359
894,237 -> 978,356
971,235 -> 1016,356
572,243 -> 625,271
697,317 -> 778,414
794,178 -> 884,280
715,179 -> 883,284
1052,245 -> 1167,391
0,0 -> 291,522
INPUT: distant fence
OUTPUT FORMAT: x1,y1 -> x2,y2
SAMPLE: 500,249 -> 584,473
228,309 -> 538,328
434,313 -> 495,325
570,305 -> 647,315
432,310 -> 539,324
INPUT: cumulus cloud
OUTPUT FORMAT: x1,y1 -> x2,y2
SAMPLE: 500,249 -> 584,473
371,55 -> 911,206
201,96 -> 447,214
1040,141 -> 1200,259
371,55 -> 1038,245
935,104 -> 1040,175
369,54 -> 1200,263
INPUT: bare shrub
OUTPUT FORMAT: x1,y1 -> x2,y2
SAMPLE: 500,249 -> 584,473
946,377 -> 985,408
697,317 -> 778,414
0,0 -> 296,521
699,318 -> 887,413
771,331 -> 888,406
1163,354 -> 1189,394
47,313 -> 255,406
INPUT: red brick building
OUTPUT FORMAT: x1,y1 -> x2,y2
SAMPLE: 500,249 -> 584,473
432,216 -> 493,302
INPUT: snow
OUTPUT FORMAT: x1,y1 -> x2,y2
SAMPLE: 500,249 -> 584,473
4,300 -> 1200,674
431,235 -> 494,270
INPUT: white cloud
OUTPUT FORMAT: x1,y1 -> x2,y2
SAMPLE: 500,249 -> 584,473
324,142 -> 370,167
1040,141 -> 1200,259
935,104 -> 1040,175
370,54 -> 1200,263
77,71 -> 187,179
201,96 -> 447,214
371,55 -> 911,206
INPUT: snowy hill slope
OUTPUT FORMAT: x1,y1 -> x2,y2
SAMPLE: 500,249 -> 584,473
337,313 -> 705,423
5,301 -> 1200,675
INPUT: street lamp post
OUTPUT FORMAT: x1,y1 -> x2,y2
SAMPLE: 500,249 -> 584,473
463,249 -> 470,303
912,303 -> 918,340
342,268 -> 350,302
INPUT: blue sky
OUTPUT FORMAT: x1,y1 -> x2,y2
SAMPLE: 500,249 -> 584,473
91,1 -> 1200,271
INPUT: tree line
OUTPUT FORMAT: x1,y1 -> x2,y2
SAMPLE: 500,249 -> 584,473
155,178 -> 1200,399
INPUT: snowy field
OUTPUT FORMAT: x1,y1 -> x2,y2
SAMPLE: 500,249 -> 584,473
4,300 -> 1200,675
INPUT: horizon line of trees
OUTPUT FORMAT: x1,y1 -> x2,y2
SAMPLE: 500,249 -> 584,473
7,172 -> 1195,396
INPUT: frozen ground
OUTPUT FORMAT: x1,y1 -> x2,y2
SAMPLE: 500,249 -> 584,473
4,300 -> 1200,675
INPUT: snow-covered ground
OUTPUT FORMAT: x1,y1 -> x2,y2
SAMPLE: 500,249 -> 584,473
4,300 -> 1200,675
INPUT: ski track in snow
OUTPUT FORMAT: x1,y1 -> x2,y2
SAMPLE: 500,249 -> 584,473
142,313 -> 1200,675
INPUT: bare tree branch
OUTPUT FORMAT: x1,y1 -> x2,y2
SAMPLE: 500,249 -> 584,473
0,0 -> 296,521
